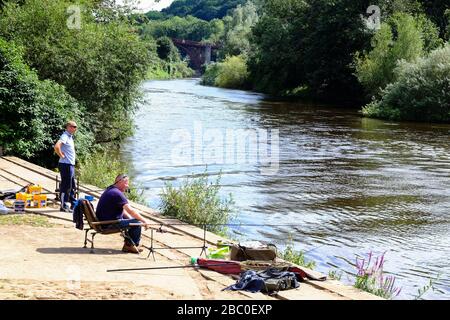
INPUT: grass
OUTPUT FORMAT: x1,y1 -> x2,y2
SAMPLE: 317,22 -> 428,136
414,275 -> 440,300
277,240 -> 316,270
328,270 -> 343,281
0,214 -> 54,228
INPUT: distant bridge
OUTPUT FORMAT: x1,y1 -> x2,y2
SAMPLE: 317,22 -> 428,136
171,38 -> 220,71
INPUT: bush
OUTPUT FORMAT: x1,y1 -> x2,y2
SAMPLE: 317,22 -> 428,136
201,62 -> 221,86
159,172 -> 235,235
0,0 -> 152,143
362,44 -> 450,122
278,243 -> 316,270
354,13 -> 426,98
201,55 -> 249,89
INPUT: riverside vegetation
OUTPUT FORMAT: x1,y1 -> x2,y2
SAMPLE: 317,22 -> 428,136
0,0 -> 193,168
1,0 -> 448,300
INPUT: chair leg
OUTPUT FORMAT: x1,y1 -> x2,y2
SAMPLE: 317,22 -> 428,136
90,233 -> 96,253
83,229 -> 89,248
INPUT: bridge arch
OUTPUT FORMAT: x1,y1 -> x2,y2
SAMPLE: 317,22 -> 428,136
171,38 -> 219,71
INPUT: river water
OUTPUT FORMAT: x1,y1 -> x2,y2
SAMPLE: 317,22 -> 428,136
120,79 -> 450,299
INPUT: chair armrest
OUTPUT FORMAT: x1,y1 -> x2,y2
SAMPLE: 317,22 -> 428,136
92,220 -> 122,225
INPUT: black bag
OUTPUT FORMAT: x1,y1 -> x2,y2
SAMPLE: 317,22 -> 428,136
0,184 -> 30,200
258,268 -> 299,293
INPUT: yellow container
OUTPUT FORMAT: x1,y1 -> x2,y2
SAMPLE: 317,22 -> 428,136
33,194 -> 47,208
27,185 -> 43,195
16,192 -> 33,208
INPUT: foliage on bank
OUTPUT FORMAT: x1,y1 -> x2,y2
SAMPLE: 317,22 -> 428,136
0,0 -> 154,145
159,172 -> 235,235
0,38 -> 94,166
0,0 -> 194,167
354,12 -> 443,99
362,44 -> 450,122
202,55 -> 249,89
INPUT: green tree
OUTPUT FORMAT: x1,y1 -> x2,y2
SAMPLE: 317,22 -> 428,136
0,38 -> 93,166
375,0 -> 423,18
161,0 -> 247,21
248,0 -> 372,102
417,0 -> 449,39
205,55 -> 249,89
220,1 -> 259,58
156,36 -> 177,60
355,13 -> 426,98
0,0 -> 152,143
141,15 -> 223,42
446,9 -> 450,40
362,44 -> 450,122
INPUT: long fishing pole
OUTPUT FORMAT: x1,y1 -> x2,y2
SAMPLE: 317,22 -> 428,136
131,222 -> 318,228
107,263 -> 238,273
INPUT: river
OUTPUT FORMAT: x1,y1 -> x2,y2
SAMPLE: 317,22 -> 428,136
120,79 -> 450,299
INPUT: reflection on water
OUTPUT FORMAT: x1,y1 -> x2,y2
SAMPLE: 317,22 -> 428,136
121,79 -> 450,299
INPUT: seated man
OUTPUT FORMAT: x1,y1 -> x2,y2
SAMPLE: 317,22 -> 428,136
96,174 -> 149,253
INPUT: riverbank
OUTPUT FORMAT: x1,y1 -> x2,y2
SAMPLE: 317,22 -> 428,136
0,156 -> 381,300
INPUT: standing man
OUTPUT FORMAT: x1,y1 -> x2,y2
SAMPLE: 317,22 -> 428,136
96,174 -> 149,253
54,121 -> 77,213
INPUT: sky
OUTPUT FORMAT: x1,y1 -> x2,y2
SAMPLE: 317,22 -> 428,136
116,0 -> 174,12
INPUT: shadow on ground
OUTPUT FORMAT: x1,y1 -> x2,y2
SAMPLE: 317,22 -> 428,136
36,247 -> 124,255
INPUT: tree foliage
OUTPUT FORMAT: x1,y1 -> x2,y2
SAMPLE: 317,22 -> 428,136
202,55 -> 249,89
0,0 -> 152,143
354,13 -> 426,98
248,0 -> 372,102
219,1 -> 259,58
140,14 -> 224,42
161,0 -> 247,21
362,44 -> 450,122
417,0 -> 449,40
0,38 -> 93,166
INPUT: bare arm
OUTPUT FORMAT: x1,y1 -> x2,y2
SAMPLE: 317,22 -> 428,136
54,141 -> 65,159
123,203 -> 148,224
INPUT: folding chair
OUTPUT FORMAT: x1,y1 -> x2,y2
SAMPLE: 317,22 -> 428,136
78,199 -> 139,254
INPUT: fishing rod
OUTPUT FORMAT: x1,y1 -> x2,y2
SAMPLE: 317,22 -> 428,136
107,263 -> 238,273
132,222 -> 317,228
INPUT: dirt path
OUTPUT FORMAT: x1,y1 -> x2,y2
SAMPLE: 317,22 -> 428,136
0,218 -> 269,300
0,156 -> 380,300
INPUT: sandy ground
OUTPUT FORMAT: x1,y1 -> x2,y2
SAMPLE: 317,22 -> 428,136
0,216 -> 268,300
0,157 -> 381,300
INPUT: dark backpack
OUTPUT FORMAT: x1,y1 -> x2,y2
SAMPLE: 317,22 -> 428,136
258,268 -> 300,293
0,184 -> 30,200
